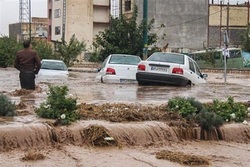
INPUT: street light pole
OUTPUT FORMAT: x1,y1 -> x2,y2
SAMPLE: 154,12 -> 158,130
143,0 -> 148,60
223,31 -> 228,83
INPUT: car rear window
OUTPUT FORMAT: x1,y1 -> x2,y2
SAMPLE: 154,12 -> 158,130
41,61 -> 67,71
109,55 -> 141,65
148,52 -> 185,64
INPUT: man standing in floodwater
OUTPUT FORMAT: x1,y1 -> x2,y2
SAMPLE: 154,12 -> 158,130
14,40 -> 41,90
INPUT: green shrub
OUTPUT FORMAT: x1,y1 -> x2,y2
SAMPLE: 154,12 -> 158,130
35,85 -> 79,125
167,97 -> 197,118
206,97 -> 247,122
195,109 -> 224,131
0,93 -> 15,116
185,97 -> 204,113
167,97 -> 242,131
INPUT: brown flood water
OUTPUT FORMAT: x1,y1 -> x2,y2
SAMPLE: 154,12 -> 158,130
0,67 -> 250,167
1,67 -> 250,105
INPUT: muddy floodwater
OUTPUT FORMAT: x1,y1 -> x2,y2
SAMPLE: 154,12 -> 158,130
0,67 -> 250,167
1,68 -> 250,106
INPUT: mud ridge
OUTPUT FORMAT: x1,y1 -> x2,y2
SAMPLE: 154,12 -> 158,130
0,121 -> 249,151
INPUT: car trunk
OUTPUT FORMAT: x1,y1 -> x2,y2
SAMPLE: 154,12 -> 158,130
110,64 -> 138,78
146,62 -> 181,74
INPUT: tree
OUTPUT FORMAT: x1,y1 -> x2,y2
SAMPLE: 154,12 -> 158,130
0,36 -> 22,67
56,34 -> 87,66
92,5 -> 158,61
32,40 -> 58,60
240,24 -> 250,52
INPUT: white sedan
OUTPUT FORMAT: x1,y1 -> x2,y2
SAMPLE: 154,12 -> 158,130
136,52 -> 208,86
95,54 -> 141,83
37,59 -> 69,78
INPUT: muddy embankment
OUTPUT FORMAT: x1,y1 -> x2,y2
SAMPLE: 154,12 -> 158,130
0,120 -> 249,152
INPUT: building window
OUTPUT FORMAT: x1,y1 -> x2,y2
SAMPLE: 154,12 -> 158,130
125,0 -> 131,11
54,9 -> 61,18
49,9 -> 52,19
55,26 -> 61,35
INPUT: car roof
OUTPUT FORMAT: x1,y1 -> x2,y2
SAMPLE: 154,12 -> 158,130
111,54 -> 140,57
154,52 -> 186,56
41,59 -> 64,63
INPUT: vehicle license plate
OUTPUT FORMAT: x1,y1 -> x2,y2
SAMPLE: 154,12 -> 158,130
151,66 -> 168,72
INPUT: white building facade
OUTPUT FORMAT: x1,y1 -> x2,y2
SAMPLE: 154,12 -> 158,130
48,0 -> 110,58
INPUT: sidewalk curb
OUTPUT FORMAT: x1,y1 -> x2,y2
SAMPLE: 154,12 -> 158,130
68,67 -> 98,73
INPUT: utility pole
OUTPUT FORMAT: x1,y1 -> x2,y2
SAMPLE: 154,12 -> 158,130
219,0 -> 222,47
223,2 -> 230,83
120,0 -> 122,18
29,0 -> 31,41
62,0 -> 66,43
143,0 -> 148,60
248,0 -> 249,24
226,2 -> 229,38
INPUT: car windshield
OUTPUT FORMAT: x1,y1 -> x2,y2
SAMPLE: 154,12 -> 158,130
41,61 -> 67,71
148,52 -> 185,64
109,55 -> 141,65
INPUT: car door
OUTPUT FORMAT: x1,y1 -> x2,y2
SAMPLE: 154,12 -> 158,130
193,61 -> 206,84
186,58 -> 205,84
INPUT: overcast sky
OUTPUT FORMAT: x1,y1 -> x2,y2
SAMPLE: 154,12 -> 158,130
0,0 -> 47,36
0,0 -> 247,36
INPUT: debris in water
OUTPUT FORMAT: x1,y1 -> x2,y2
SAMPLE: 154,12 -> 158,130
104,137 -> 114,141
243,120 -> 248,125
83,125 -> 118,147
21,151 -> 45,161
156,150 -> 210,166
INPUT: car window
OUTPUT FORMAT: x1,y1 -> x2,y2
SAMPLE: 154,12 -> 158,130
188,59 -> 195,73
148,53 -> 184,64
109,55 -> 141,65
193,61 -> 202,76
41,61 -> 67,71
101,57 -> 109,69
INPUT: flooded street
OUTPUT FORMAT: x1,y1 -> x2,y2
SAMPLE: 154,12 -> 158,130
1,67 -> 250,167
1,67 -> 250,105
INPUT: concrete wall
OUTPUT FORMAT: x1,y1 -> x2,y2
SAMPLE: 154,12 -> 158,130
66,0 -> 93,46
209,5 -> 249,26
9,23 -> 21,39
135,0 -> 209,50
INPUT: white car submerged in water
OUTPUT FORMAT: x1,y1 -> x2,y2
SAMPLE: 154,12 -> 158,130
136,52 -> 208,86
96,54 -> 142,83
37,59 -> 69,79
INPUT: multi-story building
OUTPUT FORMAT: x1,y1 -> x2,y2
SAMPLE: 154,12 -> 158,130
121,0 -> 249,52
209,1 -> 250,48
48,0 -> 110,60
9,17 -> 48,41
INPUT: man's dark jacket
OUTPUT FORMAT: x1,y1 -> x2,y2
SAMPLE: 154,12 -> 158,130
14,48 -> 41,74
